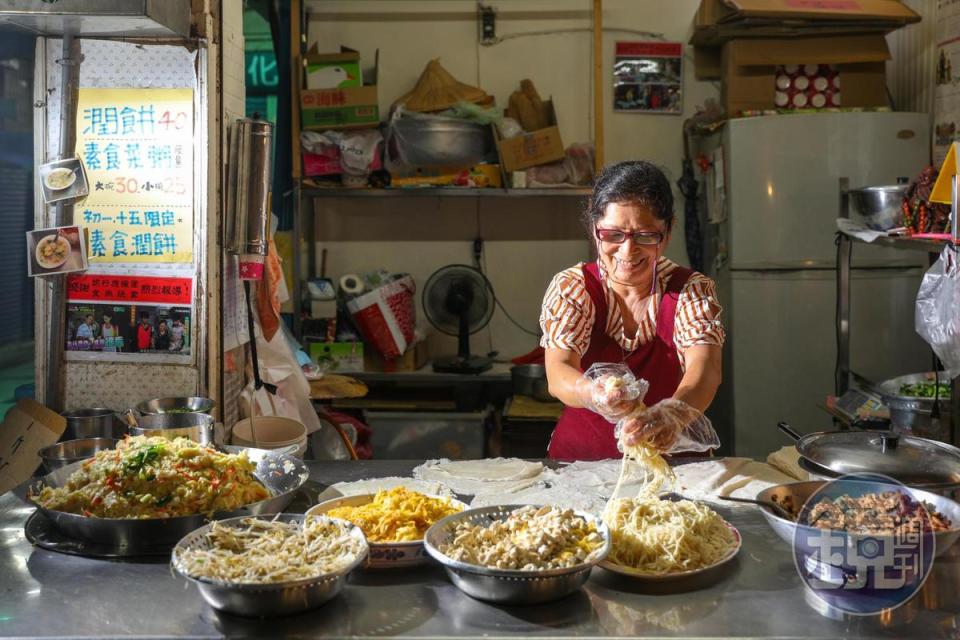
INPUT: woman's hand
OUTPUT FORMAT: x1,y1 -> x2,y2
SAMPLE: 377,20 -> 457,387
574,363 -> 649,423
619,398 -> 719,453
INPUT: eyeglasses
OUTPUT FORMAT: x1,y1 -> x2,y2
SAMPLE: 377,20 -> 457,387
595,227 -> 664,246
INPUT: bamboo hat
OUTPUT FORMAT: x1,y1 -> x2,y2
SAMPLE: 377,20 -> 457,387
393,58 -> 488,112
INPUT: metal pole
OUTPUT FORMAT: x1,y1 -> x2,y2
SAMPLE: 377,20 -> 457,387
44,32 -> 79,412
836,178 -> 851,396
293,178 -> 302,340
592,0 -> 603,173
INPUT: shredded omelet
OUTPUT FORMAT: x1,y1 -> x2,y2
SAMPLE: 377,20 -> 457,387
32,435 -> 270,519
324,486 -> 462,542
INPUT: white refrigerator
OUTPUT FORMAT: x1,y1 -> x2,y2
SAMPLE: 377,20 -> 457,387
698,112 -> 933,459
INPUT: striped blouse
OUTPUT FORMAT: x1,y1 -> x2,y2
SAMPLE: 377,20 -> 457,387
539,257 -> 725,370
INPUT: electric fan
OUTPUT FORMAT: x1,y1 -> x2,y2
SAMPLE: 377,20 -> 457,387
422,264 -> 494,374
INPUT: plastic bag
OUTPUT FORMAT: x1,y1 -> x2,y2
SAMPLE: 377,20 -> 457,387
563,143 -> 595,186
579,362 -> 650,423
497,117 -> 523,139
444,101 -> 503,126
345,274 -> 416,359
615,398 -> 720,454
916,245 -> 960,372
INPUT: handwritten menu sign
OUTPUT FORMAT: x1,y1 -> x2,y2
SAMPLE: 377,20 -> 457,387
75,88 -> 194,264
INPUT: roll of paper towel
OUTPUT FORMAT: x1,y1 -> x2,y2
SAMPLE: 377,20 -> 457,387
339,274 -> 363,295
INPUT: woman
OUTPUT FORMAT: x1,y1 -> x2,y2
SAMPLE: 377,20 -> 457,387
101,313 -> 118,352
540,161 -> 724,460
168,317 -> 185,352
155,320 -> 171,351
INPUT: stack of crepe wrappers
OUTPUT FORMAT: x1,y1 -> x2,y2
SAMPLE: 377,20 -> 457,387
394,58 -> 489,113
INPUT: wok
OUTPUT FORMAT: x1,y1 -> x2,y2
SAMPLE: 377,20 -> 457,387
20,446 -> 309,552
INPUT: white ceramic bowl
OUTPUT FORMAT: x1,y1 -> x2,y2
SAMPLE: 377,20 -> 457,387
308,493 -> 468,569
35,234 -> 70,269
44,167 -> 76,191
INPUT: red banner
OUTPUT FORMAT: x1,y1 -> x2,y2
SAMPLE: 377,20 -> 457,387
67,274 -> 192,305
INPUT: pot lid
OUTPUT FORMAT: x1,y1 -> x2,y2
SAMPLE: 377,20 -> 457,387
797,430 -> 960,488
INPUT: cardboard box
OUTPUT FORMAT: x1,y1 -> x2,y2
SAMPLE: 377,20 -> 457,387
720,35 -> 890,115
692,0 -> 919,46
309,341 -> 364,373
691,0 -> 919,79
364,340 -> 429,373
497,100 -> 565,172
301,47 -> 379,130
0,400 -> 66,495
305,48 -> 362,90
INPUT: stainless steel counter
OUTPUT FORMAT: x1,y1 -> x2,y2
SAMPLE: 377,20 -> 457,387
2,460 -> 959,639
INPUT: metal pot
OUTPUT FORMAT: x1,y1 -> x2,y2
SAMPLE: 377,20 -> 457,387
135,396 -> 215,415
387,114 -> 497,168
60,408 -> 125,441
848,184 -> 908,231
876,371 -> 953,437
37,437 -> 119,474
510,364 -> 555,402
130,412 -> 214,445
779,421 -> 960,494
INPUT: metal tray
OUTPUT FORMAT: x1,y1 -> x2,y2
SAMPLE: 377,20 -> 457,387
24,510 -> 170,559
21,446 -> 309,553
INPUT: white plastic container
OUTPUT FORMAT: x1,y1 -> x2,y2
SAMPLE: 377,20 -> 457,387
232,416 -> 308,458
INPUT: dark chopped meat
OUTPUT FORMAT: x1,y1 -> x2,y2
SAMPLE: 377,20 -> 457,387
799,490 -> 951,535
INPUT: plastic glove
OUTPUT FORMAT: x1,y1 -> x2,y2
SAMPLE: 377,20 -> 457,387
574,362 -> 649,423
616,398 -> 719,454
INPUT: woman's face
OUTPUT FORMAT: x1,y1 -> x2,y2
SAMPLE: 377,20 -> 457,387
595,201 -> 670,288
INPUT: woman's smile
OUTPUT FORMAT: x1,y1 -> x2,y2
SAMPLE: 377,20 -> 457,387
614,255 -> 645,268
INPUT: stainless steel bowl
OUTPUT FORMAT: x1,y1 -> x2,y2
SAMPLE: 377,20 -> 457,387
755,480 -> 960,559
877,371 -> 954,437
387,115 -> 497,168
423,505 -> 611,605
37,437 -> 119,474
130,412 -> 214,445
171,514 -> 369,617
510,364 -> 555,402
60,408 -> 125,441
848,184 -> 908,231
135,396 -> 215,415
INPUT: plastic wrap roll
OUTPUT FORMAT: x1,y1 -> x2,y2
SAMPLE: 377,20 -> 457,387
340,274 -> 363,296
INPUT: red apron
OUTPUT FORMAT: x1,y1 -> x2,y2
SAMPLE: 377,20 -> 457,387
547,261 -> 693,461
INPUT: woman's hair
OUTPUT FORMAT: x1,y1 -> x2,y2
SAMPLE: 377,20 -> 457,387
583,160 -> 674,232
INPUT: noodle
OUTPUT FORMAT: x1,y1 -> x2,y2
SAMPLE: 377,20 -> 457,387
177,516 -> 364,583
603,497 -> 736,574
32,436 -> 269,518
602,435 -> 736,575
